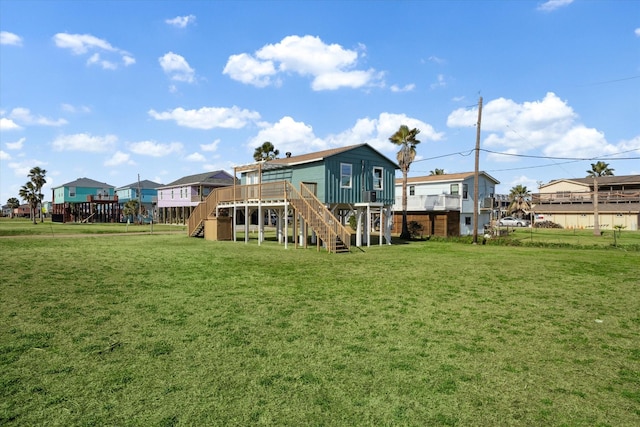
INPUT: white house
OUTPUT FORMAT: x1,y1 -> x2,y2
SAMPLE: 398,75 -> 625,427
394,172 -> 499,236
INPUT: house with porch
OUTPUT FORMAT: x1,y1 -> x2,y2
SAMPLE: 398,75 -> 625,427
115,179 -> 164,222
187,144 -> 399,253
533,174 -> 640,230
51,178 -> 119,223
157,170 -> 236,224
394,172 -> 499,236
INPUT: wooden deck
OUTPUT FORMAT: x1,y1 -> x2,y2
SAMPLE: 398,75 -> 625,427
188,181 -> 352,254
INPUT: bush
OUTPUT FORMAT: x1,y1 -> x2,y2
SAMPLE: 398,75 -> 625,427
534,220 -> 563,229
407,221 -> 424,239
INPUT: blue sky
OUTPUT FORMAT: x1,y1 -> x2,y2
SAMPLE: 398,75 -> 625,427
1,0 -> 639,204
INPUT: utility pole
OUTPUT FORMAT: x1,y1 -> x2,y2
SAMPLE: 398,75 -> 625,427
473,96 -> 483,244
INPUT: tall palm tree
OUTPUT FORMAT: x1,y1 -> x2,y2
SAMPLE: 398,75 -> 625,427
507,184 -> 532,218
389,125 -> 421,239
19,181 -> 39,224
28,166 -> 47,222
253,141 -> 280,162
429,168 -> 444,175
586,161 -> 614,236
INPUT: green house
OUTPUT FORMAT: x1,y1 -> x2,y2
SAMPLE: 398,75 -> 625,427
51,177 -> 119,223
188,144 -> 399,252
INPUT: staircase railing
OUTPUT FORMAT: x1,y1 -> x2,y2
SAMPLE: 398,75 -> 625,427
285,182 -> 352,253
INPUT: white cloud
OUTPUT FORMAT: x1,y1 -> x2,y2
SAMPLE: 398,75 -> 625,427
61,104 -> 91,114
159,52 -> 195,83
223,35 -> 383,90
0,31 -> 23,46
148,106 -> 260,129
427,56 -> 446,65
537,0 -> 574,12
7,159 -> 48,177
635,28 -> 640,37
0,150 -> 10,160
87,53 -> 117,70
6,137 -> 25,150
200,140 -> 220,152
248,116 -> 324,156
223,53 -> 277,87
104,151 -> 135,166
0,117 -> 21,130
447,92 -> 637,162
52,133 -> 117,152
8,108 -> 67,127
128,141 -> 183,157
390,84 -> 415,93
430,74 -> 447,90
185,152 -> 206,162
53,32 -> 135,69
166,15 -> 196,28
247,113 -> 443,158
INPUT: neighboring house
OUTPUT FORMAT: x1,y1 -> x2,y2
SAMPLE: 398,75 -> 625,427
1,204 -> 12,217
156,170 -> 236,224
116,179 -> 164,222
41,201 -> 52,218
15,204 -> 31,218
533,174 -> 640,230
51,178 -> 119,223
394,171 -> 499,236
188,143 -> 399,252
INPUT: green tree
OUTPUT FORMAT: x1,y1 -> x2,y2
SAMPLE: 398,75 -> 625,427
253,141 -> 280,162
6,197 -> 20,218
122,200 -> 140,223
429,168 -> 444,175
586,161 -> 614,236
28,166 -> 47,222
507,184 -> 531,217
19,182 -> 39,224
389,125 -> 421,239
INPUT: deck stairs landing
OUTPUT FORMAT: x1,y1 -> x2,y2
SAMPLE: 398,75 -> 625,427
187,181 -> 352,254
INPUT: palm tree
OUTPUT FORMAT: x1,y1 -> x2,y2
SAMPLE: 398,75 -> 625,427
19,182 -> 39,224
507,184 -> 531,218
586,161 -> 614,236
429,168 -> 444,175
389,125 -> 421,239
6,197 -> 20,218
28,167 -> 47,222
253,141 -> 280,162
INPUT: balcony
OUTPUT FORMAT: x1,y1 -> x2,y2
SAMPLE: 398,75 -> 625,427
395,194 -> 461,211
533,189 -> 640,205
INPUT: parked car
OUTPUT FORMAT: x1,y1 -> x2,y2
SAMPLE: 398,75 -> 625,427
498,216 -> 530,227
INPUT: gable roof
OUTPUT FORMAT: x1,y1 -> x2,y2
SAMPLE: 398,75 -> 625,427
116,180 -> 164,191
396,171 -> 500,185
541,174 -> 640,189
159,170 -> 236,188
236,143 -> 399,172
54,177 -> 115,189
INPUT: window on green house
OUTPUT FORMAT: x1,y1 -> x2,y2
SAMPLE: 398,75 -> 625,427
373,167 -> 383,190
68,187 -> 76,197
340,163 -> 352,188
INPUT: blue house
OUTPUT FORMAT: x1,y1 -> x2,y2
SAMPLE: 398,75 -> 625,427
115,179 -> 164,222
51,177 -> 119,223
187,144 -> 399,252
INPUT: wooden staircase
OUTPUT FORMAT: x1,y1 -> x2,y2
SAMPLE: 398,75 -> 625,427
187,181 -> 352,254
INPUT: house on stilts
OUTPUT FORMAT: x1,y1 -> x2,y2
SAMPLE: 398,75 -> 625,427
187,144 -> 399,253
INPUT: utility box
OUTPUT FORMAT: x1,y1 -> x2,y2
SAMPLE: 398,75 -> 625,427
204,217 -> 232,241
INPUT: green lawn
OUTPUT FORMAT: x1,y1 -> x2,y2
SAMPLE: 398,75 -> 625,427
0,218 -> 186,236
1,229 -> 639,425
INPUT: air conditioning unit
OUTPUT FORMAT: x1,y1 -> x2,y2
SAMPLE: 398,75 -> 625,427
363,191 -> 377,203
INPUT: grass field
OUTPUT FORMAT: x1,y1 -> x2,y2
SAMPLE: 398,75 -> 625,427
1,220 -> 639,425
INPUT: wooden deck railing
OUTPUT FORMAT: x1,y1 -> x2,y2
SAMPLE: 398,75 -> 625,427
187,180 -> 352,253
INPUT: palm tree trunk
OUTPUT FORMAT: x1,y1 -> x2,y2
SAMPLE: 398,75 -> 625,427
400,168 -> 410,239
593,177 -> 600,236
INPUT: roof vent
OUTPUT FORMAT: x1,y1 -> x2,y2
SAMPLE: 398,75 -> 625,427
286,152 -> 291,158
